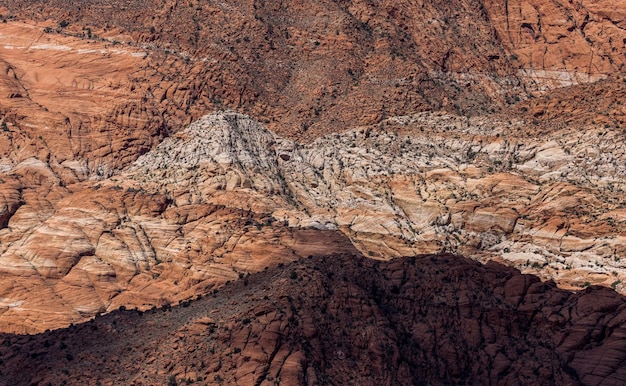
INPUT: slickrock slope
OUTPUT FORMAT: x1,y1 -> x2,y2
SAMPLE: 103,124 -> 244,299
2,110 -> 626,334
0,176 -> 358,333
2,0 -> 624,137
0,21 -> 173,173
485,0 -> 626,88
128,112 -> 626,294
2,254 -> 626,385
0,0 -> 624,336
1,0 -> 622,145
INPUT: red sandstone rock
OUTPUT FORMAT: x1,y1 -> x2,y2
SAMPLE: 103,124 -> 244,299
2,254 -> 626,385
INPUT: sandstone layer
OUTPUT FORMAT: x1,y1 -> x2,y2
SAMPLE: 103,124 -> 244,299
0,0 -> 624,337
485,0 -> 626,88
126,112 -> 626,294
1,254 -> 625,385
1,110 -> 626,334
0,0 -> 623,145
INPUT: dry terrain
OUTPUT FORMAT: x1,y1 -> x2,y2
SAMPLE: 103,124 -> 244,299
1,254 -> 625,385
0,1 -> 624,384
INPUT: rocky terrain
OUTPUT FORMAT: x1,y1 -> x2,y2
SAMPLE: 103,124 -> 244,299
1,254 -> 626,385
127,111 -> 626,292
486,0 -> 626,88
1,108 -> 626,335
0,0 -> 623,383
1,0 -> 625,142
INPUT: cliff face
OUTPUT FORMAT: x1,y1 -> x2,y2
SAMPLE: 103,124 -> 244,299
2,254 -> 626,385
485,0 -> 626,88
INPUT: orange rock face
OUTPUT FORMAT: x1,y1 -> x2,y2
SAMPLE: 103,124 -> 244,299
0,0 -> 624,339
485,0 -> 626,88
0,22 -> 171,172
1,109 -> 625,335
0,0 -> 555,141
2,254 -> 626,385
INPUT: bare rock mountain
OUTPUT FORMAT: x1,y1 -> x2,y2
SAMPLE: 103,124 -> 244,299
0,4 -> 624,382
1,254 -> 625,385
0,0 -> 623,147
128,111 -> 626,292
2,110 -> 626,334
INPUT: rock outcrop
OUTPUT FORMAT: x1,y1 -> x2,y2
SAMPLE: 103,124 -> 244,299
2,254 -> 626,385
485,0 -> 626,89
1,110 -> 626,333
0,21 -> 171,174
2,0 -> 623,137
0,0 -> 624,337
128,111 -> 626,294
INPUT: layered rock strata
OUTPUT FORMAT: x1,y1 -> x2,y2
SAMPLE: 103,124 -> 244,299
1,111 -> 625,333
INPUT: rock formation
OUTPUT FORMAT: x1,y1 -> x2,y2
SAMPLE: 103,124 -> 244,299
485,0 -> 626,88
0,3 -> 623,377
1,0 -> 624,144
1,254 -> 626,385
1,109 -> 626,334
126,111 -> 626,294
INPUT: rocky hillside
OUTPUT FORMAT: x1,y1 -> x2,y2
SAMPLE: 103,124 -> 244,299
0,1 -> 625,384
1,254 -> 625,385
485,0 -> 626,88
0,0 -> 624,356
0,0 -> 624,149
128,111 -> 626,294
2,110 -> 626,334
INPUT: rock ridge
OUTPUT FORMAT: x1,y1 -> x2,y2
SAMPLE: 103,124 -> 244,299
2,109 -> 626,333
2,254 -> 626,385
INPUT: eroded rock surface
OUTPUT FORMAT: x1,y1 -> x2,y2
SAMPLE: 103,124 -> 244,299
1,110 -> 626,333
1,0 -> 624,144
0,0 -> 624,337
128,112 -> 626,294
485,0 -> 626,88
2,254 -> 625,385
0,112 -> 626,332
